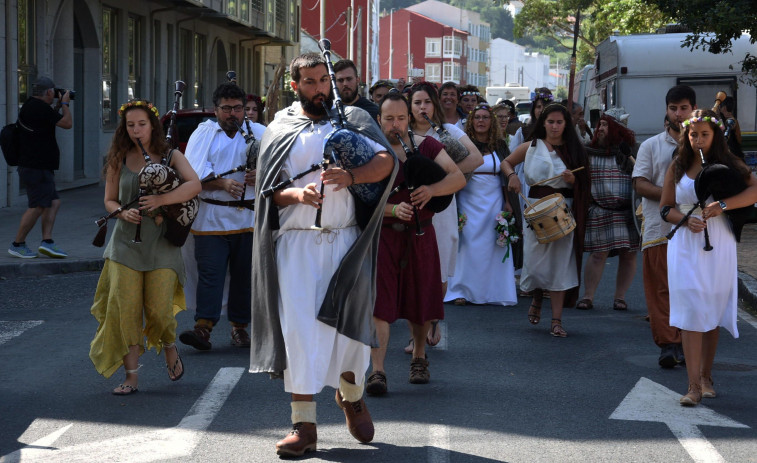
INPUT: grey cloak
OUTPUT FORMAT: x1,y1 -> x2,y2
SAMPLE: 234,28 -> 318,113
249,105 -> 398,375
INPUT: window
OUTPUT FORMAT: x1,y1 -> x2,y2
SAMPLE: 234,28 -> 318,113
425,63 -> 441,82
229,0 -> 238,18
425,38 -> 441,58
102,7 -> 118,127
443,36 -> 462,58
128,16 -> 142,101
443,62 -> 461,83
17,0 -> 36,107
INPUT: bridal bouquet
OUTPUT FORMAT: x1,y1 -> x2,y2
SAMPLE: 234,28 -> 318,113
495,211 -> 519,261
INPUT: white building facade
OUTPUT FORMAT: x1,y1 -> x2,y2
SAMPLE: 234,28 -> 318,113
489,38 -> 551,90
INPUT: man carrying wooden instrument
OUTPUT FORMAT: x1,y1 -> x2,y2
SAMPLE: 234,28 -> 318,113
180,82 -> 255,351
250,52 -> 396,457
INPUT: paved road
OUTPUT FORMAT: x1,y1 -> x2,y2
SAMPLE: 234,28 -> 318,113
2,264 -> 757,463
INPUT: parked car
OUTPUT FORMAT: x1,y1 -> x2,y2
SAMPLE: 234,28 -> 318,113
161,108 -> 216,152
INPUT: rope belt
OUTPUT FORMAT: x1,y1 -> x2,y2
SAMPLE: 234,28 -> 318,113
680,204 -> 702,216
201,197 -> 255,210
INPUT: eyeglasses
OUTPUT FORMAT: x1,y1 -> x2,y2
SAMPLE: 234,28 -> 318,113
473,115 -> 491,121
217,104 -> 244,114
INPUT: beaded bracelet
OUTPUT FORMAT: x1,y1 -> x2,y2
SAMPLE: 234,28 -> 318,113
346,168 -> 356,186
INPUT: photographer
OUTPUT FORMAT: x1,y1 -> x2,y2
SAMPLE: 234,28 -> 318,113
8,76 -> 72,259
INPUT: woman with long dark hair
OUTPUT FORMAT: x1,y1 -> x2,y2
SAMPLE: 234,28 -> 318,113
660,109 -> 757,405
90,99 -> 201,394
445,103 -> 517,306
502,103 -> 590,337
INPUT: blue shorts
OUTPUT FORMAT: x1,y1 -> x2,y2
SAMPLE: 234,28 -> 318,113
18,167 -> 59,208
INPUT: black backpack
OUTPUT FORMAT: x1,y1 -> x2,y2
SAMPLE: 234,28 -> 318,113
0,119 -> 31,166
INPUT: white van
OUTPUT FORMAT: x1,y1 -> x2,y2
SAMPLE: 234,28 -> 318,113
485,85 -> 530,106
593,31 -> 756,142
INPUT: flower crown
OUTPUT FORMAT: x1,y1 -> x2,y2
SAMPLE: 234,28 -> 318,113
119,100 -> 160,118
682,116 -> 724,130
461,90 -> 481,97
532,92 -> 554,102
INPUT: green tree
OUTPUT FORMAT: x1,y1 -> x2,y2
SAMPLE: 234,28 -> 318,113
510,0 -> 669,67
641,0 -> 757,83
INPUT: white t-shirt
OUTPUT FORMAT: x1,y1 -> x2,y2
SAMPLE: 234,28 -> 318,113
632,130 -> 678,250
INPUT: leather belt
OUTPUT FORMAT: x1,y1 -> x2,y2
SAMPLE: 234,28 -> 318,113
473,172 -> 497,175
383,220 -> 432,232
529,185 -> 573,199
201,197 -> 255,210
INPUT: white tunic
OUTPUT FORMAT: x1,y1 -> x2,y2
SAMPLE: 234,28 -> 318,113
668,175 -> 738,337
424,123 -> 466,281
446,152 -> 518,305
275,121 -> 383,393
519,140 -> 578,292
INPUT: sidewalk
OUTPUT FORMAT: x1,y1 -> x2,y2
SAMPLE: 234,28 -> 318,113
2,184 -> 757,310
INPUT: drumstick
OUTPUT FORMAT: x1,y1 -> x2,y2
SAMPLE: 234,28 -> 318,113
531,167 -> 586,187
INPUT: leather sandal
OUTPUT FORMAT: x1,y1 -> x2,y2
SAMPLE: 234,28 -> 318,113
576,298 -> 593,310
112,367 -> 140,395
550,318 -> 567,337
612,299 -> 628,311
426,320 -> 441,346
164,343 -> 184,382
528,304 -> 541,325
403,338 -> 414,354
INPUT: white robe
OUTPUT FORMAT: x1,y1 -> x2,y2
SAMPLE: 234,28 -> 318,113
519,140 -> 578,292
275,121 -> 382,393
668,175 -> 738,337
446,153 -> 517,305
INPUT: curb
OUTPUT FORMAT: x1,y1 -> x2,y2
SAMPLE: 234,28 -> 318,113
0,258 -> 103,280
738,271 -> 757,317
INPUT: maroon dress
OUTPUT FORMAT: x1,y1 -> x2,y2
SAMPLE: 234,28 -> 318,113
374,137 -> 445,325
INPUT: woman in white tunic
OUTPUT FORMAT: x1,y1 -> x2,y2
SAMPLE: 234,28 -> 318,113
406,83 -> 483,347
446,103 -> 517,306
660,109 -> 757,406
502,104 -> 591,337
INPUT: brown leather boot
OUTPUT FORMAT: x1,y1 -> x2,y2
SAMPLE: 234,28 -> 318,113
680,383 -> 702,406
275,422 -> 317,457
335,390 -> 374,443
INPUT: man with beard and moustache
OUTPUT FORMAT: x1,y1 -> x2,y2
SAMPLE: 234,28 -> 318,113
633,85 -> 697,368
180,82 -> 255,351
334,59 -> 379,122
577,111 -> 639,312
250,52 -> 397,457
366,90 -> 465,396
439,82 -> 465,129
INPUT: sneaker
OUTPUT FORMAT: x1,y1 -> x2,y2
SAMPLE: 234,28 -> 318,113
658,344 -> 677,369
38,241 -> 67,258
8,243 -> 37,258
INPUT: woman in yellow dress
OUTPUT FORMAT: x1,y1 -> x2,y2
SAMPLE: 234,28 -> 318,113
89,99 -> 201,394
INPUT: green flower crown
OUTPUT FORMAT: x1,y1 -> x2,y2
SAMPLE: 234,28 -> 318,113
682,116 -> 724,130
119,100 -> 160,118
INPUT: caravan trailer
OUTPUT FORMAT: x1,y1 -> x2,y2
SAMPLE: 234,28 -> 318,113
593,31 -> 756,143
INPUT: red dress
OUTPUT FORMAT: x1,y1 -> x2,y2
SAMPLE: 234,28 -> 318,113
374,137 -> 445,325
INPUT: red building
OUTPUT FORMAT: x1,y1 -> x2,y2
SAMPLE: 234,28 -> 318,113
300,0 -> 377,85
378,10 -> 468,85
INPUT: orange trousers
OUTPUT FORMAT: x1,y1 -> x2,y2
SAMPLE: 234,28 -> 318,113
642,244 -> 681,347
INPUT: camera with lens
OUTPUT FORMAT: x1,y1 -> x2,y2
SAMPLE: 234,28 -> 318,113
55,88 -> 76,100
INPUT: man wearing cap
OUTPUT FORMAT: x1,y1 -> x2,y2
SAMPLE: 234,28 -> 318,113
8,76 -> 72,259
333,59 -> 379,122
369,80 -> 394,104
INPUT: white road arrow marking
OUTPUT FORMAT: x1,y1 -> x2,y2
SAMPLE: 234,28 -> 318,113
610,377 -> 749,463
0,321 -> 43,346
0,367 -> 244,463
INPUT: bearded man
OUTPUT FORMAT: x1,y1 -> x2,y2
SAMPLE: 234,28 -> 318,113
576,111 -> 639,312
333,59 -> 379,122
250,52 -> 396,457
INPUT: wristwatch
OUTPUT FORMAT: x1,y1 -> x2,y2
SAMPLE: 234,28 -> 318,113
719,200 -> 727,211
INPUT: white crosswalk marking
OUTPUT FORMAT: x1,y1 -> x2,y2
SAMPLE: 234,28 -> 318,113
0,321 -> 43,346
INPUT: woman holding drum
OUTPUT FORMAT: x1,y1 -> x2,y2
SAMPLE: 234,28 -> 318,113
502,104 -> 590,337
89,99 -> 201,394
445,103 -> 518,306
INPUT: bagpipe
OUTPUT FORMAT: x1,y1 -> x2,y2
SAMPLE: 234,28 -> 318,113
261,38 -> 384,229
421,113 -> 471,180
93,84 -> 199,247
